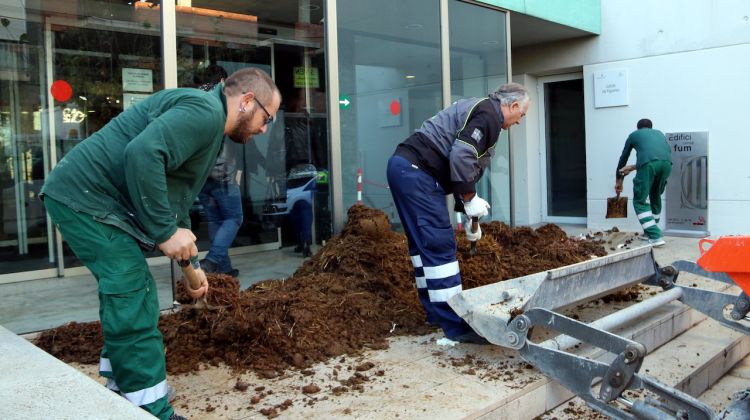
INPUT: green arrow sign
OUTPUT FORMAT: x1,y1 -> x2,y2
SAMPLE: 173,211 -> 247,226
339,95 -> 351,110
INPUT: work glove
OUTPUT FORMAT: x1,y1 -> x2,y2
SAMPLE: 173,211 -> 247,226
464,220 -> 482,242
463,195 -> 490,218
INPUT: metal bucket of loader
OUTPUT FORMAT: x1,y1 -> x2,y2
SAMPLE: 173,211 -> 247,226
697,236 -> 750,296
449,246 -> 658,347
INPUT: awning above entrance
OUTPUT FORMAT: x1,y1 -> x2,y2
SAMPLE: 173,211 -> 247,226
477,0 -> 600,47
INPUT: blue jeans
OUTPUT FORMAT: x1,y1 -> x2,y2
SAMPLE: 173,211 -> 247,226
198,179 -> 243,273
290,199 -> 313,243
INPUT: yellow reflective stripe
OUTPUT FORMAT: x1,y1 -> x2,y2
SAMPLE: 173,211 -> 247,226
455,98 -> 487,138
479,144 -> 495,158
455,139 -> 479,158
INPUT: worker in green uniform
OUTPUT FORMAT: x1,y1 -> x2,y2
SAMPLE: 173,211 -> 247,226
40,68 -> 281,420
615,118 -> 672,247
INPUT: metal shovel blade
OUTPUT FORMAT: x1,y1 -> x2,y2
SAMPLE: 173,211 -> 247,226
181,296 -> 225,311
606,194 -> 628,218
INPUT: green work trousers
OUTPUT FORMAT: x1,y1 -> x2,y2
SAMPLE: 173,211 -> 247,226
43,197 -> 173,420
632,160 -> 672,240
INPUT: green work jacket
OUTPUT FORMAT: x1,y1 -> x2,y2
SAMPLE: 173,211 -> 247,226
615,128 -> 672,177
41,84 -> 228,251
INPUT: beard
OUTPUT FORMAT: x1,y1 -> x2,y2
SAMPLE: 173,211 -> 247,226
227,110 -> 256,144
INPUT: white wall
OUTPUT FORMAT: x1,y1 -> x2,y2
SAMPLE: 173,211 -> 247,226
584,44 -> 750,235
514,0 -> 750,76
512,0 -> 750,235
511,74 -> 542,226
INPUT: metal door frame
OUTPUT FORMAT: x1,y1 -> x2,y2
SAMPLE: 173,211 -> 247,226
537,72 -> 587,224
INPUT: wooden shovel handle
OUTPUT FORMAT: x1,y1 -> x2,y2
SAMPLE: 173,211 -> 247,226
179,259 -> 207,298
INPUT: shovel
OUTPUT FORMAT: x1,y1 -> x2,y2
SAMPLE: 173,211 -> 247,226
461,217 -> 494,258
469,217 -> 480,256
606,193 -> 628,219
178,260 -> 224,311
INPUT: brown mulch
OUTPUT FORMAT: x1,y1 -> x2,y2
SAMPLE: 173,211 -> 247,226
34,204 -> 606,376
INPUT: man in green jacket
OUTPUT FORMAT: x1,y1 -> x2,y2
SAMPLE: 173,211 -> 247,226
41,68 -> 280,420
615,118 -> 672,247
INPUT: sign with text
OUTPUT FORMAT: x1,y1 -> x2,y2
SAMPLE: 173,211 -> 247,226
122,68 -> 153,93
593,69 -> 628,108
123,93 -> 150,110
664,131 -> 709,237
293,67 -> 319,88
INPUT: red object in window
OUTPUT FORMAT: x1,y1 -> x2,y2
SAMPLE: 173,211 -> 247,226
50,80 -> 73,102
389,99 -> 401,115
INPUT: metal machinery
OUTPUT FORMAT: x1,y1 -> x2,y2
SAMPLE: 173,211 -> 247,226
449,237 -> 750,419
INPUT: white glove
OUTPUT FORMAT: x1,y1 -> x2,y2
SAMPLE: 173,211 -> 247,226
463,195 -> 490,218
465,220 -> 482,242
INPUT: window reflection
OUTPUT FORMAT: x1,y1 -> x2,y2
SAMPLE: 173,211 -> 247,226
173,1 -> 330,255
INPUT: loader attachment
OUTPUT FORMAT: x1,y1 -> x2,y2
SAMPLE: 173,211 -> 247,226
448,241 -> 750,419
449,246 -> 657,348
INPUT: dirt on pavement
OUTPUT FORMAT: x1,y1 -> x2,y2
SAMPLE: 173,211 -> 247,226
35,204 -> 608,377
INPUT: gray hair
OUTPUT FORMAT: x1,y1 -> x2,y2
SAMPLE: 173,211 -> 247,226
223,68 -> 280,103
489,83 -> 529,106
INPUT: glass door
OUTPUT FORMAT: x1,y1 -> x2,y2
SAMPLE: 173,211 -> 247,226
0,39 -> 54,277
540,74 -> 587,223
448,0 -> 508,223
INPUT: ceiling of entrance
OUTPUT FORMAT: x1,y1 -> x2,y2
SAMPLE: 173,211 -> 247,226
191,0 -> 324,27
510,13 -> 594,48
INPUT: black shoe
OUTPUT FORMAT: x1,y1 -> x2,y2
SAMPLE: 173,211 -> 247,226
224,268 -> 239,277
169,414 -> 188,420
199,259 -> 218,273
451,331 -> 490,345
302,242 -> 312,258
293,242 -> 304,253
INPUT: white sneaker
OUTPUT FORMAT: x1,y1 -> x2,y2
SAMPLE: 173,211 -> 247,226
648,238 -> 666,247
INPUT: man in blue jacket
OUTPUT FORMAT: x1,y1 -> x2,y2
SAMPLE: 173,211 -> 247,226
387,83 -> 529,343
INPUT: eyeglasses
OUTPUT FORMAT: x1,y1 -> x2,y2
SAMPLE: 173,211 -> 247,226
253,97 -> 274,125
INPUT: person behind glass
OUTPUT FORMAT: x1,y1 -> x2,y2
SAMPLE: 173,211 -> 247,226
40,68 -> 281,420
615,118 -> 672,247
386,83 -> 529,344
266,91 -> 316,257
197,65 -> 245,276
285,92 -> 315,257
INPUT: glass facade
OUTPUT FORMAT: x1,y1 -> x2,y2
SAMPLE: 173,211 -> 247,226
0,0 -> 509,284
1,0 -> 166,276
336,0 -> 442,223
172,1 -> 330,252
449,0 -> 509,222
335,0 -> 509,227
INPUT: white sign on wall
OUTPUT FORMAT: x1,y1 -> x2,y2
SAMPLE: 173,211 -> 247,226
593,69 -> 628,108
122,68 -> 153,93
664,131 -> 709,237
123,93 -> 150,110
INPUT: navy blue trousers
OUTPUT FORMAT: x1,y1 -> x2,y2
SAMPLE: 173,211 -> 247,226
387,155 -> 472,339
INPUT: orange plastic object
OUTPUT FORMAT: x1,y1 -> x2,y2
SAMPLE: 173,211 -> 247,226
697,236 -> 750,296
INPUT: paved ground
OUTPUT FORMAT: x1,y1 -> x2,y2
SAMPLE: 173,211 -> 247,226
4,226 -> 749,419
